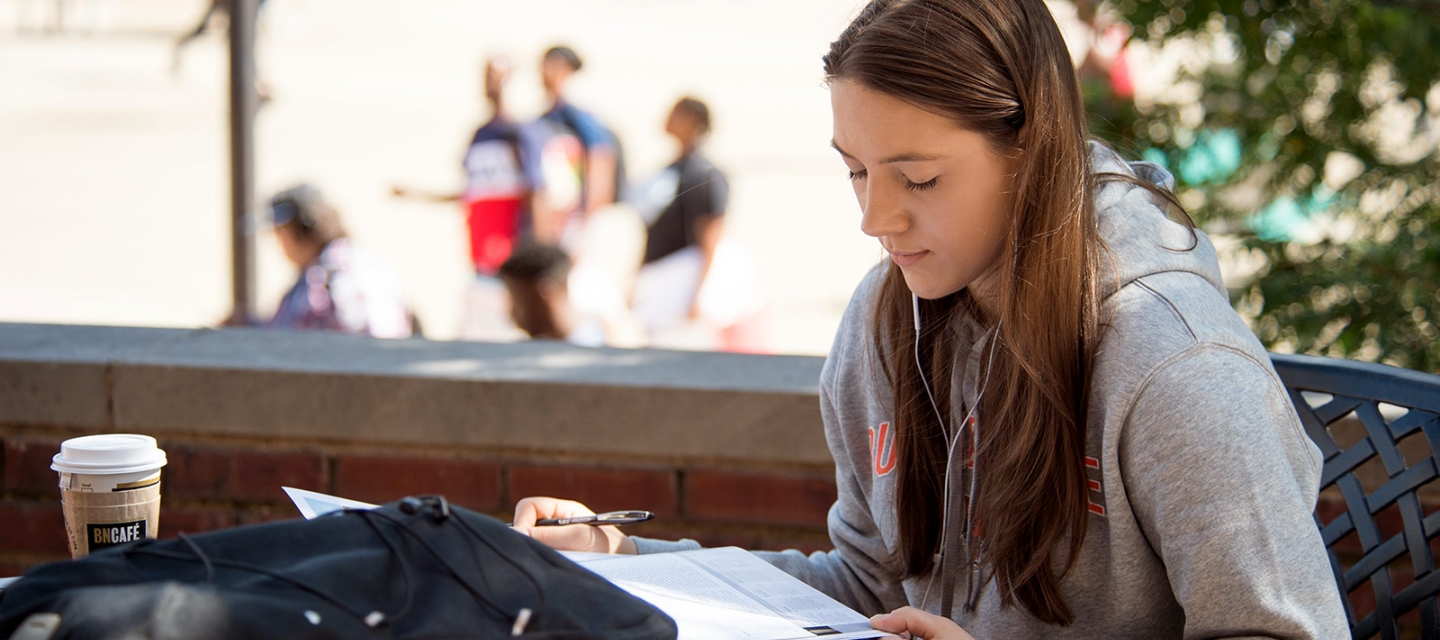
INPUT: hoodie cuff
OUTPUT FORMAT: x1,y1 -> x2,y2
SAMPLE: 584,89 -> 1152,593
631,536 -> 704,555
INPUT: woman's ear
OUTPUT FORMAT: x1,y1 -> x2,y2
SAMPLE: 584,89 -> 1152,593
1006,130 -> 1026,179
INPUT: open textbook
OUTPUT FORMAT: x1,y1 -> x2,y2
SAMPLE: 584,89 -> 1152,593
282,488 -> 896,640
562,548 -> 895,640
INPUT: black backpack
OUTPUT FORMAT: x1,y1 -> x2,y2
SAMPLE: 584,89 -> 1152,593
0,496 -> 677,639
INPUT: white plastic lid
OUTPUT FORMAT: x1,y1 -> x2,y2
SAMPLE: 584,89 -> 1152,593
51,434 -> 168,475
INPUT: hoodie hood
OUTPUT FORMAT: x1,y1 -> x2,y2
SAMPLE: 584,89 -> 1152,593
945,142 -> 1224,403
1088,141 -> 1225,303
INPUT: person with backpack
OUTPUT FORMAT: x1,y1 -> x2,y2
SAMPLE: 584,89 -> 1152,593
393,55 -> 549,340
538,45 -> 625,243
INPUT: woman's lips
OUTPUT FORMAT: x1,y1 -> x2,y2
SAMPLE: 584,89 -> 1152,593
888,249 -> 928,267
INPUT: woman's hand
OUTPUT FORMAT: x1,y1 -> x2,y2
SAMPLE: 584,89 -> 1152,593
511,496 -> 637,555
870,607 -> 975,640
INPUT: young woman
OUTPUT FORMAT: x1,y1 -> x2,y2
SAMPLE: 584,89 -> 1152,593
514,0 -> 1348,637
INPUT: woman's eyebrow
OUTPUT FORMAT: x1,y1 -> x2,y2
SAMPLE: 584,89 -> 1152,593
879,152 -> 946,164
830,141 -> 946,164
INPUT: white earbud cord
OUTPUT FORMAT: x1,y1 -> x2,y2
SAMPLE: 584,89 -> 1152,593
912,293 -> 949,435
913,293 -> 1000,613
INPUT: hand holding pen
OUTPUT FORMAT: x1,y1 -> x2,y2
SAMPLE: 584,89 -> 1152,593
512,497 -> 644,555
536,510 -> 653,527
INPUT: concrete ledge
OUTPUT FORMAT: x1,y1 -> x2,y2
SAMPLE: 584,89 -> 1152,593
0,323 -> 830,465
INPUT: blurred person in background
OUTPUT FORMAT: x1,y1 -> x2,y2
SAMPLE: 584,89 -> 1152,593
539,45 -> 625,243
497,243 -> 604,346
629,97 -> 767,351
531,45 -> 652,349
261,184 -> 414,339
394,56 -> 549,272
393,55 -> 549,341
631,97 -> 727,324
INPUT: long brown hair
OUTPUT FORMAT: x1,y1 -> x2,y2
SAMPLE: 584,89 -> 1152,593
825,0 -> 1100,624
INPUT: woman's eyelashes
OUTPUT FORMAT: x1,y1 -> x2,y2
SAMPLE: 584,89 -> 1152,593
845,169 -> 938,192
905,176 -> 939,192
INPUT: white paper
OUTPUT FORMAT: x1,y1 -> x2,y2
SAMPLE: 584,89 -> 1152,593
282,486 -> 377,519
566,547 -> 896,640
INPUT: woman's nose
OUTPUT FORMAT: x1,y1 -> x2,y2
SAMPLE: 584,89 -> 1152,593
859,180 -> 907,239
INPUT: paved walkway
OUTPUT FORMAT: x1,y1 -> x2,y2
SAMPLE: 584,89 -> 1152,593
0,0 -> 880,354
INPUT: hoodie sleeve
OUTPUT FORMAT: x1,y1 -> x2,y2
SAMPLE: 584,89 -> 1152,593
751,367 -> 911,616
1121,344 -> 1349,639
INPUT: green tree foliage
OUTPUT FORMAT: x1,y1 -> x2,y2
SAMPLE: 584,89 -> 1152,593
1095,0 -> 1440,370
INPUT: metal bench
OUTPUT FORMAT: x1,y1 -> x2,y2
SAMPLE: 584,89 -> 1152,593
1274,353 -> 1440,639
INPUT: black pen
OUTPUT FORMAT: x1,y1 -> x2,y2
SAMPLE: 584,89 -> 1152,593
535,510 -> 654,526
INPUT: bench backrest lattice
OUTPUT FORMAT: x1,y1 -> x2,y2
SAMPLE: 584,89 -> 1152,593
1273,353 -> 1440,640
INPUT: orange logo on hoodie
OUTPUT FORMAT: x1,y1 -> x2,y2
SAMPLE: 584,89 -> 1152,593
869,422 -> 897,476
1085,456 -> 1106,517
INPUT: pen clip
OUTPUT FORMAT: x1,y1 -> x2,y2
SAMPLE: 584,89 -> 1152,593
593,510 -> 654,524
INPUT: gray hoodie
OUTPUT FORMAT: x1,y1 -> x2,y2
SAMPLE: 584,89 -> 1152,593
635,143 -> 1349,638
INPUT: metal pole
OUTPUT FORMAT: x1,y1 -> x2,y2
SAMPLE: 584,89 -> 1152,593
228,0 -> 257,320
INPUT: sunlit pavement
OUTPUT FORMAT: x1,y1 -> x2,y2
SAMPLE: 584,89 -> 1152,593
0,0 -> 880,355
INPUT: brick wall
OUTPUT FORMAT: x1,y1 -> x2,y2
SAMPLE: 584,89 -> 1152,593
0,430 -> 837,576
0,323 -> 836,576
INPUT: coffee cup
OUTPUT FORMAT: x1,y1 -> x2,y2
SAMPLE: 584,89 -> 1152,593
51,434 -> 167,558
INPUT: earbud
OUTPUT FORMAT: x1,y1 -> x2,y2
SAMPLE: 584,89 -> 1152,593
912,292 -> 922,334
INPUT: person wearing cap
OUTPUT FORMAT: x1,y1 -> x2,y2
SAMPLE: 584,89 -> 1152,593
262,184 -> 414,339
